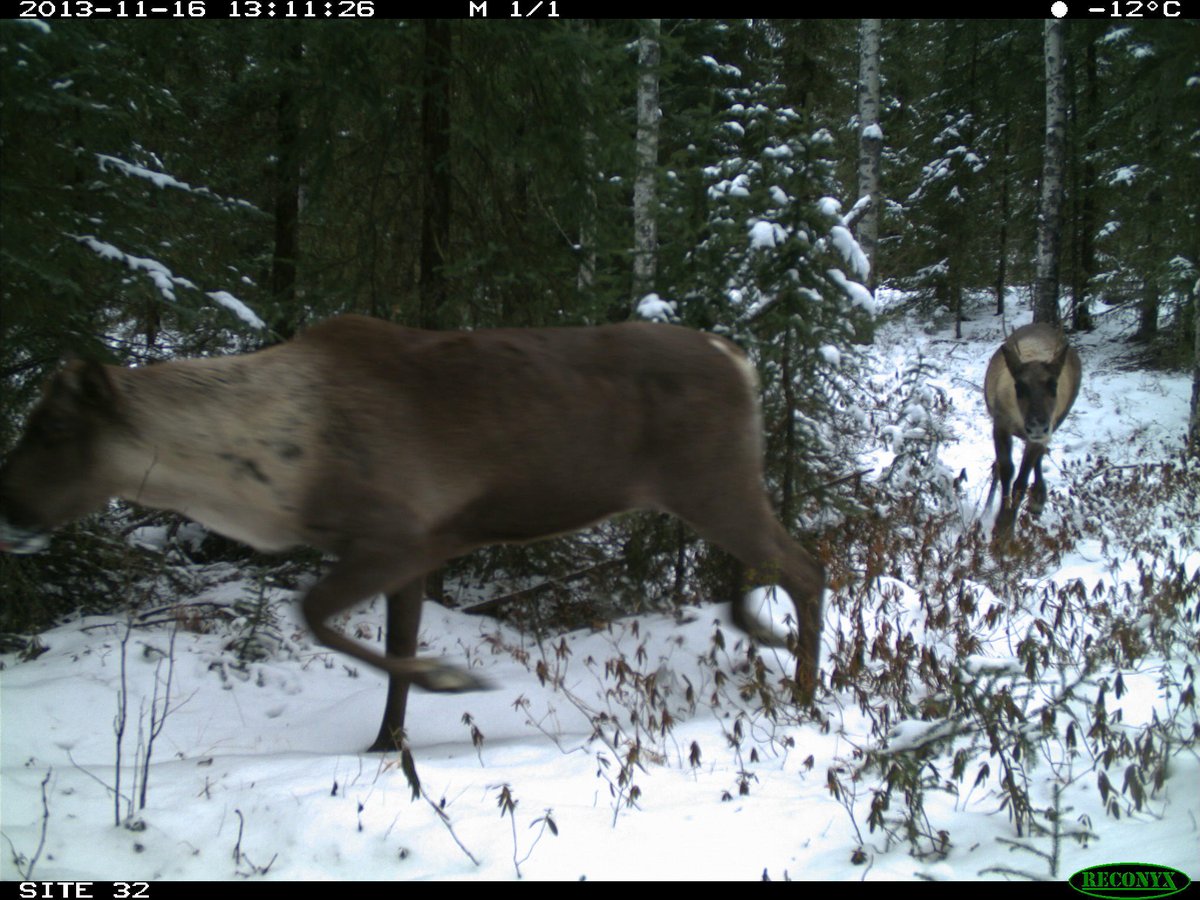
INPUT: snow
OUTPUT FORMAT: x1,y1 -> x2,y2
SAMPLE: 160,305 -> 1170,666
97,154 -> 258,211
748,220 -> 786,250
14,19 -> 50,34
829,224 -> 870,281
699,55 -> 742,79
708,173 -> 751,200
635,293 -> 676,322
98,154 -> 195,193
1,296 -> 1196,882
207,291 -> 267,330
74,235 -> 197,302
884,718 -> 961,753
847,195 -> 872,220
817,196 -> 842,218
73,235 -> 264,328
827,267 -> 876,314
1109,166 -> 1140,186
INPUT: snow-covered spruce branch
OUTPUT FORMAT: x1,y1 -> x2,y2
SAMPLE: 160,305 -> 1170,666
69,234 -> 265,329
96,153 -> 261,213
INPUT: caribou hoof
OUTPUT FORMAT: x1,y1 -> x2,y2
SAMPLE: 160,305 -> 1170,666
990,507 -> 1017,552
412,661 -> 492,693
1028,493 -> 1046,518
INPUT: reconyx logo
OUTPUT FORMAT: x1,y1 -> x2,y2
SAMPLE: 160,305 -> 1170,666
1069,863 -> 1191,899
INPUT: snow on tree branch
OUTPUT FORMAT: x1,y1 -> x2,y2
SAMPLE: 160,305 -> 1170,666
96,154 -> 260,212
72,234 -> 266,329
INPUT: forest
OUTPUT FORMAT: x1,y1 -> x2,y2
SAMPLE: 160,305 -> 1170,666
0,17 -> 1198,881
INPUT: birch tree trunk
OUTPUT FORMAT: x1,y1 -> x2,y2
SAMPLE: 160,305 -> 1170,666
1190,286 -> 1200,453
632,19 -> 660,304
1034,19 -> 1067,325
994,123 -> 1011,316
856,18 -> 882,293
1072,33 -> 1099,331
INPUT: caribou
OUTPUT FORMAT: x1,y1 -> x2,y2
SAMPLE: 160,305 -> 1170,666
983,322 -> 1082,538
0,315 -> 825,751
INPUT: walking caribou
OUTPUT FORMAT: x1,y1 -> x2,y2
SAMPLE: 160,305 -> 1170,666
0,315 -> 825,751
983,322 -> 1082,538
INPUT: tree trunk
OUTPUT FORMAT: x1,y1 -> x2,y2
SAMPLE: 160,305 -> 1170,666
577,21 -> 598,298
419,20 -> 452,332
994,124 -> 1010,317
419,20 -> 452,603
1136,220 -> 1160,342
632,19 -> 660,304
1034,19 -> 1067,325
1073,34 -> 1099,332
271,31 -> 303,337
1189,284 -> 1200,454
856,19 -> 882,293
780,325 -> 797,524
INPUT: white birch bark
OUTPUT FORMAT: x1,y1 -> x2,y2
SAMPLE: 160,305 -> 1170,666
1190,286 -> 1200,452
1034,19 -> 1067,325
856,18 -> 882,292
632,19 -> 660,303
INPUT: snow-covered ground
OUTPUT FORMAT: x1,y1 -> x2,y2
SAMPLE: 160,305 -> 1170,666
2,298 -> 1196,881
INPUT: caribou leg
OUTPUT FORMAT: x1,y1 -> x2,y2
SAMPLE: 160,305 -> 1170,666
300,550 -> 486,709
1011,443 -> 1040,509
368,580 -> 425,753
666,490 -> 825,703
1025,447 -> 1049,517
992,427 -> 1018,538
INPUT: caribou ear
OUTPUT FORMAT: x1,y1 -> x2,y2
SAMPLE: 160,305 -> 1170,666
1049,341 -> 1070,375
51,359 -> 119,413
1000,339 -> 1024,375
